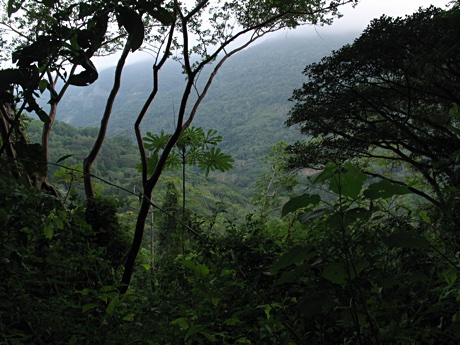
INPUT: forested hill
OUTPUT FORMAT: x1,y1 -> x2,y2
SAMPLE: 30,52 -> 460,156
55,32 -> 357,188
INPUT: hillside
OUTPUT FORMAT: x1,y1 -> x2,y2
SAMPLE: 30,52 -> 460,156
26,120 -> 252,220
54,32 -> 358,190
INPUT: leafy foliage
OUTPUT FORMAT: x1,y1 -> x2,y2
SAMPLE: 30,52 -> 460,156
274,162 -> 460,343
0,171 -> 133,343
3,2 -> 460,344
143,126 -> 233,177
286,5 -> 460,207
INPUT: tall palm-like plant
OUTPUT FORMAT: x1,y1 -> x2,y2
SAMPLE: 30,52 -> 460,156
143,126 -> 233,253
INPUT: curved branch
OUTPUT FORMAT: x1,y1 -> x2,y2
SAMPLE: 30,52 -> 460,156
135,20 -> 176,186
362,170 -> 441,207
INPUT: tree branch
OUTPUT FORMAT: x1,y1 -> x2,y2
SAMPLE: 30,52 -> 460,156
83,42 -> 130,199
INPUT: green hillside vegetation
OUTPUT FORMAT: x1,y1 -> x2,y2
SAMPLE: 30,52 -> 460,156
54,33 -> 357,190
25,120 -> 251,221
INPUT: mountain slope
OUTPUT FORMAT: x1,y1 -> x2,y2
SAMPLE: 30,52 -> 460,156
56,32 -> 357,190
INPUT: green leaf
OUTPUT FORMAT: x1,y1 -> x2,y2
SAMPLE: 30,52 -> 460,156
342,207 -> 372,227
70,32 -> 81,50
312,162 -> 366,199
332,162 -> 367,199
311,162 -> 336,184
353,259 -> 370,276
418,210 -> 431,224
281,194 -> 321,217
275,263 -> 310,285
203,128 -> 222,145
220,269 -> 235,277
323,263 -> 348,286
38,79 -> 48,93
363,179 -> 410,200
116,7 -> 145,52
41,0 -> 56,7
270,246 -> 315,274
198,147 -> 234,176
385,231 -> 430,249
36,108 -> 50,124
7,0 -> 25,17
68,56 -> 98,86
264,305 -> 272,319
23,94 -> 50,123
122,313 -> 135,321
144,130 -> 170,150
299,208 -> 327,223
200,330 -> 216,342
185,325 -> 207,341
181,259 -> 209,276
325,212 -> 342,230
80,288 -> 91,296
171,317 -> 190,330
78,2 -> 94,19
44,224 -> 53,239
69,335 -> 77,345
448,124 -> 460,138
82,303 -> 98,313
56,154 -> 74,164
195,264 -> 209,276
223,317 -> 240,326
442,268 -> 457,286
106,295 -> 120,316
54,217 -> 64,230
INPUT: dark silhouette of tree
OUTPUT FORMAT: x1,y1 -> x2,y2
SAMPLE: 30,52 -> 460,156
287,6 -> 460,207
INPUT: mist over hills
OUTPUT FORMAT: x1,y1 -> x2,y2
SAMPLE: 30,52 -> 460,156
55,32 -> 357,189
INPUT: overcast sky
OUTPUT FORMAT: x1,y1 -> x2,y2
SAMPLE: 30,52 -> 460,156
318,0 -> 450,33
94,0 -> 452,69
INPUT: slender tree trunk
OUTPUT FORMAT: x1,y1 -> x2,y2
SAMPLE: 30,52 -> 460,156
0,105 -> 16,161
120,191 -> 152,293
39,101 -> 61,196
42,66 -> 76,165
83,44 -> 130,199
150,207 -> 155,278
181,149 -> 186,255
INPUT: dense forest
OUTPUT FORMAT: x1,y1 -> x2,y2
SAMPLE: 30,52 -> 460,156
1,0 -> 460,344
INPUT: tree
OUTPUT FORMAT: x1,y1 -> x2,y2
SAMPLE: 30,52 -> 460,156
1,0 -> 358,292
144,126 -> 233,253
286,5 -> 460,209
157,181 -> 181,256
144,126 -> 233,204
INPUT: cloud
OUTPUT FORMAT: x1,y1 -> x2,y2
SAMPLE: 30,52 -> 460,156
318,0 -> 450,33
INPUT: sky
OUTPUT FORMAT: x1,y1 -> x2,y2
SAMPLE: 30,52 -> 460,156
105,0 -> 451,67
317,0 -> 451,33
90,0 -> 453,69
0,0 -> 451,70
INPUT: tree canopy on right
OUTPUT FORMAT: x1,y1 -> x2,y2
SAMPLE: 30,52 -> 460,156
286,5 -> 460,207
